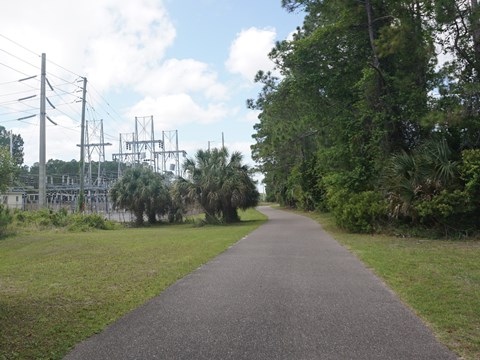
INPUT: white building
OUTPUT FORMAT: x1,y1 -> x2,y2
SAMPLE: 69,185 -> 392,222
1,191 -> 24,210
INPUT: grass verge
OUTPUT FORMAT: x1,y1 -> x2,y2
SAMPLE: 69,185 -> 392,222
0,208 -> 266,360
302,210 -> 480,360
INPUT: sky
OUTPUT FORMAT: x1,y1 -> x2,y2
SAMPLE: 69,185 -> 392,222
0,0 -> 305,178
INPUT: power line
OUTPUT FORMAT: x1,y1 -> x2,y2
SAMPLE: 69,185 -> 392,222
0,34 -> 40,57
0,107 -> 36,116
1,34 -> 82,91
55,123 -> 81,134
89,83 -> 124,122
0,88 -> 37,98
51,106 -> 81,123
0,61 -> 33,77
0,48 -> 40,71
0,79 -> 24,86
47,59 -> 82,79
0,35 -> 128,169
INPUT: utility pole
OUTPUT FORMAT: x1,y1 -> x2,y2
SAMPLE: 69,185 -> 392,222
38,53 -> 46,208
9,131 -> 13,158
222,132 -> 225,149
9,131 -> 13,185
79,77 -> 87,212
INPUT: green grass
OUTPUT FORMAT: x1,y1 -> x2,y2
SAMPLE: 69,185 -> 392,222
303,211 -> 480,360
0,208 -> 267,360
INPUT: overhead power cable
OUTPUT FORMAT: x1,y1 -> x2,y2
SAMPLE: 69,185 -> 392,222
0,48 -> 40,71
0,34 -> 40,57
0,61 -> 32,77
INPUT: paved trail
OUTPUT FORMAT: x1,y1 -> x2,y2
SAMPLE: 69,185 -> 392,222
65,206 -> 457,360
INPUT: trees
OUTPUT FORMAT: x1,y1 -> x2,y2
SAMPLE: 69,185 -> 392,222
110,166 -> 171,226
0,126 -> 24,166
174,148 -> 259,224
250,0 -> 480,234
0,126 -> 23,189
0,148 -> 16,193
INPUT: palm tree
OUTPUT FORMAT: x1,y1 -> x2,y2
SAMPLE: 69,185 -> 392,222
110,166 -> 171,225
174,147 -> 259,224
383,138 -> 459,220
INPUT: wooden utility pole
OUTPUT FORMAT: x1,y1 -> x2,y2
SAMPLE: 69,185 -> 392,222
39,53 -> 46,208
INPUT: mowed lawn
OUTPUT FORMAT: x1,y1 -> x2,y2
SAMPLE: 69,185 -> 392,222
0,209 -> 266,360
305,211 -> 480,360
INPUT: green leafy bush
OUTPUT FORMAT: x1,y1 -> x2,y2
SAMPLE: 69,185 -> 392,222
415,190 -> 476,236
328,190 -> 387,233
461,149 -> 480,202
13,209 -> 118,231
13,208 -> 68,228
0,205 -> 12,236
67,213 -> 117,232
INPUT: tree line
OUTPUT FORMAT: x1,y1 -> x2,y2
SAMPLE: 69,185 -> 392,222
250,0 -> 480,235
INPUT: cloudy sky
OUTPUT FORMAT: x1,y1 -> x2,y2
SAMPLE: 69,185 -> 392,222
0,0 -> 304,173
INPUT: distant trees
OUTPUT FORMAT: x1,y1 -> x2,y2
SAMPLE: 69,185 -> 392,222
0,126 -> 24,190
250,0 -> 480,235
19,159 -> 120,188
173,148 -> 259,224
0,126 -> 24,166
0,148 -> 16,193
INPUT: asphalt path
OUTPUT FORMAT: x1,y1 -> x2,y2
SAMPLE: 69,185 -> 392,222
65,206 -> 458,360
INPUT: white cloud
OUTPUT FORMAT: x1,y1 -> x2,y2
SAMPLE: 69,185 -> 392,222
179,140 -> 256,167
226,27 -> 277,82
135,58 -> 228,100
244,109 -> 261,123
11,116 -> 82,165
1,0 -> 258,166
1,0 -> 176,92
127,94 -> 231,128
287,30 -> 298,42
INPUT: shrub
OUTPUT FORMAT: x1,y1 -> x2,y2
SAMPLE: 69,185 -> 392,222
67,213 -> 118,232
0,205 -> 12,236
461,149 -> 480,202
328,190 -> 387,233
13,209 -> 118,231
415,190 -> 476,236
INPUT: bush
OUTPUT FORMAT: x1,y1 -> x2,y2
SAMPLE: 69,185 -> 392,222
67,213 -> 118,232
13,208 -> 68,228
415,190 -> 477,236
13,209 -> 118,231
0,205 -> 12,236
461,149 -> 480,202
328,190 -> 387,233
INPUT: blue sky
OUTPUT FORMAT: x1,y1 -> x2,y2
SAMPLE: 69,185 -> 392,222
0,0 -> 304,174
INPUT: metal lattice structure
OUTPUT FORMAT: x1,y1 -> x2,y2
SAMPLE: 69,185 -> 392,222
84,119 -> 112,186
112,132 -> 136,178
156,130 -> 187,177
113,116 -> 187,178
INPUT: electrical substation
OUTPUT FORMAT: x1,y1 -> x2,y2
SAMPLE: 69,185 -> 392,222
1,51 -> 187,215
10,115 -> 187,214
